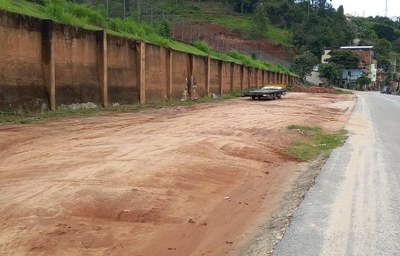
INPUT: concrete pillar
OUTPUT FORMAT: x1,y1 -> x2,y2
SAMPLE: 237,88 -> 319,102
267,71 -> 271,84
41,20 -> 56,110
206,57 -> 210,97
255,69 -> 258,88
230,63 -> 234,92
138,41 -> 146,104
189,55 -> 194,100
247,68 -> 250,89
240,65 -> 244,91
96,30 -> 108,107
219,61 -> 224,96
166,50 -> 172,99
262,70 -> 265,85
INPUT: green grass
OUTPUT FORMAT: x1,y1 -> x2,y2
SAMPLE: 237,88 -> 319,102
286,125 -> 347,161
265,25 -> 293,46
176,0 -> 295,49
335,88 -> 353,94
1,0 -> 47,19
0,92 -> 243,124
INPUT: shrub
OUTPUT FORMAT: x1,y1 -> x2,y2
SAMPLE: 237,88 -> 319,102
193,41 -> 211,54
0,0 -> 11,9
158,19 -> 171,38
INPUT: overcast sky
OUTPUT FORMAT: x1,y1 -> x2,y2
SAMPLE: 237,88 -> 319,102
332,0 -> 399,18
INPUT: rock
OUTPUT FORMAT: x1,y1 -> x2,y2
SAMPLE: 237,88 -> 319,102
188,218 -> 195,224
224,196 -> 231,200
58,104 -> 67,110
41,103 -> 48,112
212,93 -> 219,99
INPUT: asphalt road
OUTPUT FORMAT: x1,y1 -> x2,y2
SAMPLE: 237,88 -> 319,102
273,92 -> 400,256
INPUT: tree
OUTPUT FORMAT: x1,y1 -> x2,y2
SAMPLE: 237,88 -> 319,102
251,2 -> 268,39
319,62 -> 343,85
290,51 -> 319,80
328,49 -> 360,69
158,19 -> 171,38
232,0 -> 258,13
356,75 -> 371,90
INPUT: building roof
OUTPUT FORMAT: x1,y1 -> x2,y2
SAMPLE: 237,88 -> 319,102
340,46 -> 374,50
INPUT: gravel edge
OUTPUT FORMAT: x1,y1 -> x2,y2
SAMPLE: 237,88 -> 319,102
240,155 -> 328,256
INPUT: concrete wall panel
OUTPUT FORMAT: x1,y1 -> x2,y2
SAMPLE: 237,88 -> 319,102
171,51 -> 188,100
145,44 -> 167,102
107,36 -> 139,104
53,25 -> 99,105
0,11 -> 45,110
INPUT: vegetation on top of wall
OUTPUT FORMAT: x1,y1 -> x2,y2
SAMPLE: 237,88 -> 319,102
0,0 -> 292,74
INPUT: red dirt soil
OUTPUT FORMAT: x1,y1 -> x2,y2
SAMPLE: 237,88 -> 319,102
0,93 -> 354,256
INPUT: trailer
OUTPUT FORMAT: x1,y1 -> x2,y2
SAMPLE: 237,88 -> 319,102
242,85 -> 287,100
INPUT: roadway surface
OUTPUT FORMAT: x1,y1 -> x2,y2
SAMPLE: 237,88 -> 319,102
273,91 -> 400,256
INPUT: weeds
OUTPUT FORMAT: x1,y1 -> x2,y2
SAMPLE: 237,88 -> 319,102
0,92 -> 243,125
286,125 -> 347,161
0,0 -> 11,9
193,41 -> 211,54
335,88 -> 353,94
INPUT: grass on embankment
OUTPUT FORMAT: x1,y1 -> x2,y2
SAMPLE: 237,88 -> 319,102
0,92 -> 243,125
286,125 -> 347,161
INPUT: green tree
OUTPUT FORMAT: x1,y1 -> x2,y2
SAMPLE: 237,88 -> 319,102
328,49 -> 360,69
356,75 -> 371,90
251,2 -> 268,39
319,62 -> 343,85
158,19 -> 171,38
290,51 -> 319,80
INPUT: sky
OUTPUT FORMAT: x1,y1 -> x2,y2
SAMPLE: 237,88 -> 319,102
331,0 -> 400,18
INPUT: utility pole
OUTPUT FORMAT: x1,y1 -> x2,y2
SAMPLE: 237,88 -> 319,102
385,0 -> 388,17
123,0 -> 126,20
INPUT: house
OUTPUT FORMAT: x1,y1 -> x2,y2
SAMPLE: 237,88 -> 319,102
339,46 -> 377,89
320,46 -> 377,89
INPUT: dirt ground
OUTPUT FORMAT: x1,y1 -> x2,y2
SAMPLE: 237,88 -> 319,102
0,92 -> 355,256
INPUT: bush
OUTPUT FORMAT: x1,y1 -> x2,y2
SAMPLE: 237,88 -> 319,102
0,0 -> 11,9
44,0 -> 106,27
228,50 -> 264,69
158,19 -> 171,38
193,41 -> 211,54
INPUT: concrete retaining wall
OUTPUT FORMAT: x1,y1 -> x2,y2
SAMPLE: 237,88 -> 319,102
0,10 -> 294,110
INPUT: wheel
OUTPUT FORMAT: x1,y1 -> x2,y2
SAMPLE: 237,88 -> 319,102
277,94 -> 282,99
273,93 -> 277,100
251,95 -> 256,100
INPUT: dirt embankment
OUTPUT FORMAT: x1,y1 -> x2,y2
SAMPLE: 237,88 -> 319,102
0,92 -> 354,256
